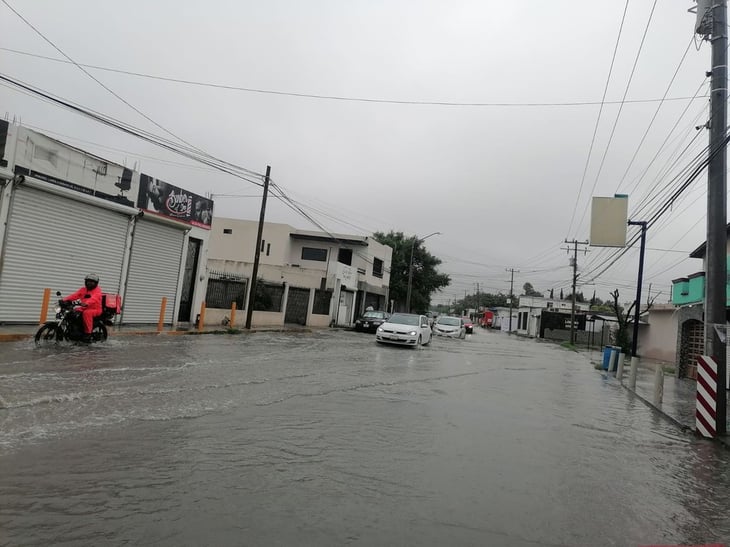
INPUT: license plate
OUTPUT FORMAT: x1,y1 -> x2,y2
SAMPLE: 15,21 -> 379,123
363,322 -> 369,327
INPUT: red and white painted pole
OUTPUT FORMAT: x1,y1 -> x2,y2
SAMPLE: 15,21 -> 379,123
696,355 -> 719,438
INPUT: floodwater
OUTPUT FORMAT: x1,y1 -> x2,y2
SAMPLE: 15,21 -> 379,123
1,329 -> 729,546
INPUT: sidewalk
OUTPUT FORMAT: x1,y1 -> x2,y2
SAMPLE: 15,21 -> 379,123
586,350 -> 730,448
0,323 -> 313,342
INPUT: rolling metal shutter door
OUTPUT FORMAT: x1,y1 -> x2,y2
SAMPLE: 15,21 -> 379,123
122,219 -> 184,323
0,186 -> 129,322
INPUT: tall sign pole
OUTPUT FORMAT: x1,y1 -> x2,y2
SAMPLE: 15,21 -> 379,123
245,166 -> 271,330
704,0 -> 728,435
627,221 -> 647,358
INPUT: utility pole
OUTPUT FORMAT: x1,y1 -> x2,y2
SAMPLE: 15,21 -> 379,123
564,239 -> 589,345
705,0 -> 728,435
245,166 -> 271,330
506,268 -> 518,333
627,221 -> 647,358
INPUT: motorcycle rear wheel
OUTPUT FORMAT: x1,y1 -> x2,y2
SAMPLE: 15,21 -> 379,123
34,324 -> 59,346
92,323 -> 108,342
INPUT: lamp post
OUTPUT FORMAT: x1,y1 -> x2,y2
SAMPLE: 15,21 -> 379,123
406,231 -> 441,313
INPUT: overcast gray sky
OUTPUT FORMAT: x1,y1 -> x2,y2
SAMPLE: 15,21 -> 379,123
0,1 -> 718,306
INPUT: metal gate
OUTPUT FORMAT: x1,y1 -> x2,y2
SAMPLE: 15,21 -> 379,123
680,319 -> 704,378
285,286 -> 309,325
0,185 -> 130,322
122,219 -> 185,323
178,238 -> 201,322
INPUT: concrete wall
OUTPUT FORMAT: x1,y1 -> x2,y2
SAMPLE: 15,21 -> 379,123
637,305 -> 678,362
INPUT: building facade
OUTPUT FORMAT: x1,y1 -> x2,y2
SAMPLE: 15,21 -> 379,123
205,217 -> 393,328
0,122 -> 211,325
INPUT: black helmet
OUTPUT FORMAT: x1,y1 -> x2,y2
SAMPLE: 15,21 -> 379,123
85,273 -> 99,283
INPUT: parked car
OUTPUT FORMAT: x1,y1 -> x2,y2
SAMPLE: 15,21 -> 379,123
461,317 -> 474,335
376,313 -> 432,347
432,315 -> 466,339
353,310 -> 390,333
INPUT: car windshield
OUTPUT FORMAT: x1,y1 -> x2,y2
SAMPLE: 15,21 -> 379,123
388,313 -> 420,326
438,317 -> 461,326
362,311 -> 385,319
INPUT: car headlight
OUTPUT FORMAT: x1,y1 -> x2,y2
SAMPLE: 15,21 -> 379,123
409,330 -> 417,336
377,327 -> 384,332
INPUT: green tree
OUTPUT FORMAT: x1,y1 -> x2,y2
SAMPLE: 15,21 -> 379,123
373,231 -> 450,313
522,282 -> 543,297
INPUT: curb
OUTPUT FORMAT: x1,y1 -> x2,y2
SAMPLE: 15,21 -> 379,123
595,367 -> 730,450
0,326 -> 316,342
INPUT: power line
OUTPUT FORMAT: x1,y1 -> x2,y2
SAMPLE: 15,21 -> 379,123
0,45 -> 711,109
565,0 -> 630,238
572,0 -> 660,237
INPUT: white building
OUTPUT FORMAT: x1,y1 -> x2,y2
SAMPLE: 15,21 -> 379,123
0,122 -> 211,325
516,296 -> 591,338
205,217 -> 392,328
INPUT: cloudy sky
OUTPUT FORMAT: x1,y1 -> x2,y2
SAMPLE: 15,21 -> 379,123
0,1 -> 718,306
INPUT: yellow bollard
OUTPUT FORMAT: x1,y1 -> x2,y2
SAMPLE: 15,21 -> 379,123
230,301 -> 237,327
39,288 -> 51,324
157,296 -> 167,333
198,301 -> 206,332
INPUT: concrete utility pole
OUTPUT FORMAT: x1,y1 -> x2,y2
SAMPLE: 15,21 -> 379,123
506,268 -> 518,333
245,166 -> 271,330
705,0 -> 728,434
564,239 -> 589,345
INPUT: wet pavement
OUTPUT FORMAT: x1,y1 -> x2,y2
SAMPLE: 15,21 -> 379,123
1,329 -> 729,546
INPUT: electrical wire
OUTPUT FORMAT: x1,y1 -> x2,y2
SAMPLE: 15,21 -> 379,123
572,0 -> 660,237
565,0 -> 630,239
0,45 -> 711,109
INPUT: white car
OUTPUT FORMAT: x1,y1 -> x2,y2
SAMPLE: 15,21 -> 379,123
376,313 -> 432,347
432,315 -> 466,339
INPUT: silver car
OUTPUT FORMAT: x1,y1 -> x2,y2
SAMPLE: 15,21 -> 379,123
376,313 -> 432,347
432,315 -> 466,339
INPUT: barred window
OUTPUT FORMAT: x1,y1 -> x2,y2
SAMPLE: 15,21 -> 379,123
254,281 -> 284,312
205,271 -> 248,309
312,289 -> 332,315
373,257 -> 383,278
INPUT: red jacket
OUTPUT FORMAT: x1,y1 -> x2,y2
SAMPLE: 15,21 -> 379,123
64,285 -> 103,313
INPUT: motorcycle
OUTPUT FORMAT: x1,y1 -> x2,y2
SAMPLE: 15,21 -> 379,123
34,291 -> 120,346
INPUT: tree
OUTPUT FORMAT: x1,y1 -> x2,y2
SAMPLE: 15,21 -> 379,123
522,282 -> 543,297
559,288 -> 564,300
372,231 -> 451,313
609,289 -> 633,354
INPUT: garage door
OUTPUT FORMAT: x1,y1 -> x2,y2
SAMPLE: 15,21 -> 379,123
121,219 -> 185,323
0,185 -> 130,322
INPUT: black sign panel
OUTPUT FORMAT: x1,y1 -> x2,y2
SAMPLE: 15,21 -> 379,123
137,174 -> 213,229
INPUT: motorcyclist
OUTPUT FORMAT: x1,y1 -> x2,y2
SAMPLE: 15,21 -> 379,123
60,273 -> 102,342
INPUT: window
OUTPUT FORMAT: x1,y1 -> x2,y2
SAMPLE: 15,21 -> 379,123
338,248 -> 352,265
312,289 -> 332,315
301,247 -> 327,262
373,258 -> 383,278
223,228 -> 232,235
261,239 -> 265,252
205,271 -> 247,309
254,281 -> 284,312
266,243 -> 271,256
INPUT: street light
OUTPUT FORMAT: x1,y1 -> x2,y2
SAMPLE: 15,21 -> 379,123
406,231 -> 441,313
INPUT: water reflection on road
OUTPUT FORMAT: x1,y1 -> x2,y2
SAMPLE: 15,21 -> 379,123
1,329 -> 729,546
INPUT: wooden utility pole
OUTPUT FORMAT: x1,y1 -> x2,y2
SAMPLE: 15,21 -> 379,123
564,239 -> 589,345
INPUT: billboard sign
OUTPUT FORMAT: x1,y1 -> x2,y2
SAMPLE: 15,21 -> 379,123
137,173 -> 213,229
590,195 -> 628,248
13,127 -> 138,208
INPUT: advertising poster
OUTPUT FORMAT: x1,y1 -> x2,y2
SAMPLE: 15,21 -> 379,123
137,173 -> 213,229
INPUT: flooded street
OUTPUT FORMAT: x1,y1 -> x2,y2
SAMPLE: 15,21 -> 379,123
1,329 -> 729,546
